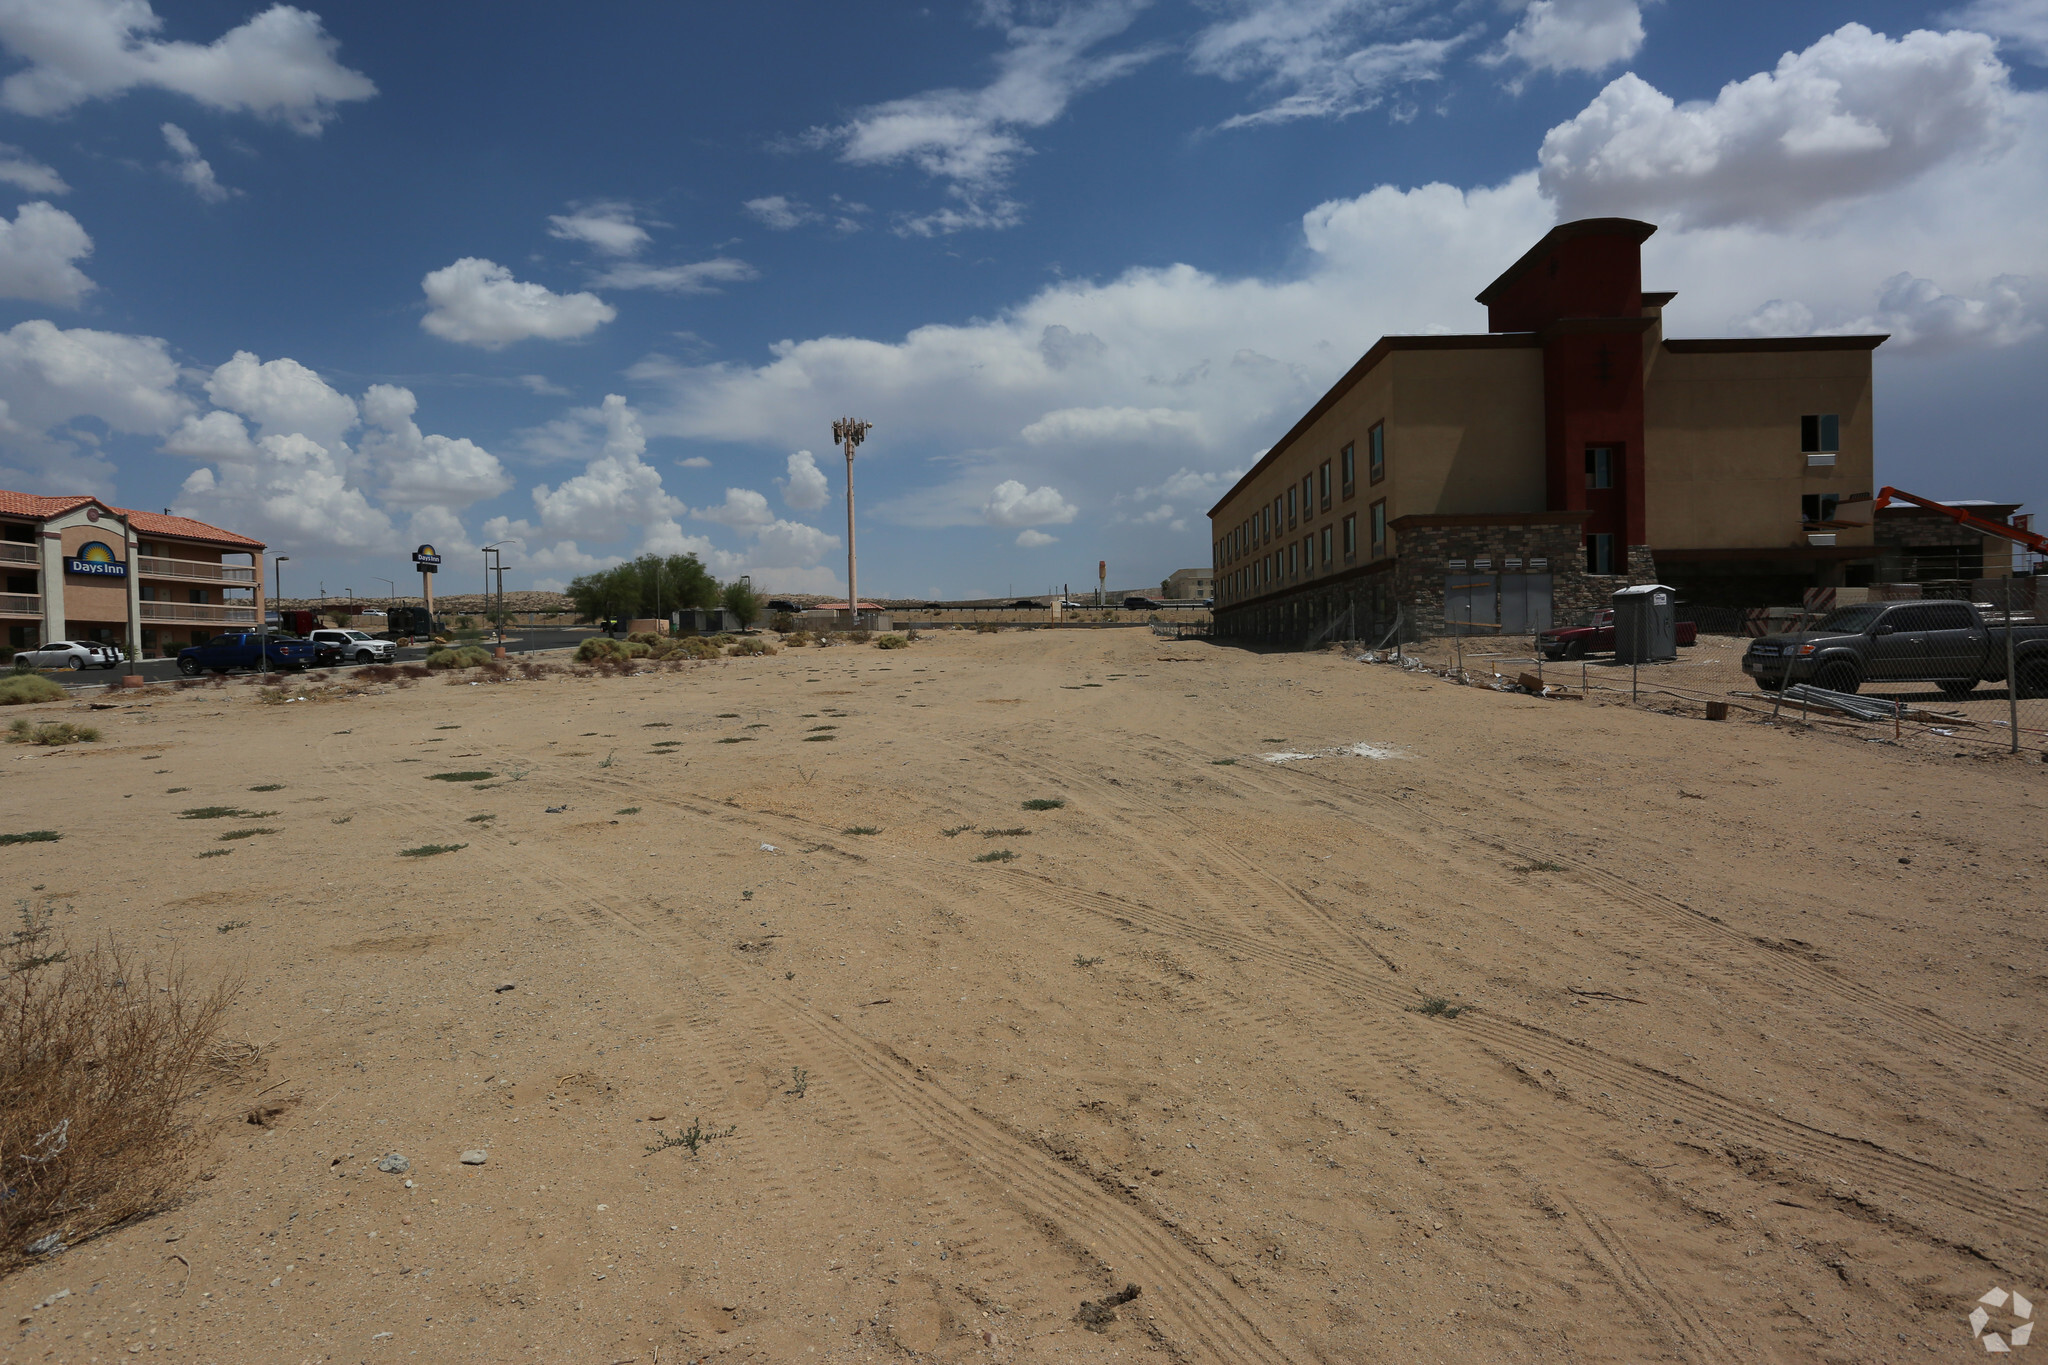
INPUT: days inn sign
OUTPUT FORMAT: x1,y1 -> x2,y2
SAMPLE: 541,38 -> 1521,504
65,540 -> 127,578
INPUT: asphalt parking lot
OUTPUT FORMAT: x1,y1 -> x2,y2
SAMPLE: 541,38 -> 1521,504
40,627 -> 595,692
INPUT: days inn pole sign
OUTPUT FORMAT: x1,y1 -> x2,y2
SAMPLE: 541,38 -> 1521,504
65,540 -> 127,577
411,544 -> 441,573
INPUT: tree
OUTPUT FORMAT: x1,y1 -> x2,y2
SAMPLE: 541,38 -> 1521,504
722,579 -> 761,628
565,554 -> 719,624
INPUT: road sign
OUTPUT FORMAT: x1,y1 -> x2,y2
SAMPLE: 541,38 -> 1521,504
412,543 -> 441,573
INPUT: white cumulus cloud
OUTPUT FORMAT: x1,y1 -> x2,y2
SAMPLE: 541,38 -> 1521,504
983,479 -> 1077,527
1015,528 -> 1057,547
0,0 -> 376,132
0,201 -> 93,305
421,257 -> 616,348
203,350 -> 357,448
176,431 -> 394,552
695,486 -> 775,529
1538,23 -> 2016,228
779,449 -> 829,510
1021,405 -> 1204,445
1491,0 -> 1646,77
358,383 -> 513,509
522,394 -> 683,539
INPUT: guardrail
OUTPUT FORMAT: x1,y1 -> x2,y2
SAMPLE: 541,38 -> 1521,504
138,601 -> 258,623
137,556 -> 256,583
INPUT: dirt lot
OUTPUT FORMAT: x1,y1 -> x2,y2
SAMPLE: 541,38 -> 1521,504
4,629 -> 2044,1363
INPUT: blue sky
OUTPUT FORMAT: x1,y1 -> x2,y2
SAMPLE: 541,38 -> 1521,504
0,0 -> 2042,599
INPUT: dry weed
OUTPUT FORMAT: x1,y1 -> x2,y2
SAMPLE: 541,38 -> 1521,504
1,906 -> 237,1274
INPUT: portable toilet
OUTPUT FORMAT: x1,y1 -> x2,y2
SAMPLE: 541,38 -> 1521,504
1611,583 -> 1677,663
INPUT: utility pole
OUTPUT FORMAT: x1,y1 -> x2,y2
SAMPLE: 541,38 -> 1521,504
482,542 -> 510,645
832,418 -> 872,625
266,555 -> 289,679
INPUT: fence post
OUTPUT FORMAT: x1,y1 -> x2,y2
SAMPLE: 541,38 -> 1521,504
2007,577 -> 2020,755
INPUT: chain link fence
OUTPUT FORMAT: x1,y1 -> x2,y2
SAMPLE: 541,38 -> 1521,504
1341,573 -> 2046,760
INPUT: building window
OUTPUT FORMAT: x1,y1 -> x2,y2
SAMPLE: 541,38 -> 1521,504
1586,446 -> 1615,490
1320,525 -> 1333,567
1341,442 -> 1356,498
188,587 -> 206,604
1586,533 -> 1616,574
1287,485 -> 1297,528
1343,513 -> 1357,559
1370,500 -> 1386,558
1368,423 -> 1385,485
1301,475 -> 1313,521
1319,460 -> 1331,510
1801,414 -> 1840,453
1288,542 -> 1298,577
192,630 -> 211,646
1801,493 -> 1840,523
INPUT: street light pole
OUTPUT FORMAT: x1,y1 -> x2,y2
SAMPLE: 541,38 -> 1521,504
832,418 -> 872,625
267,555 -> 289,679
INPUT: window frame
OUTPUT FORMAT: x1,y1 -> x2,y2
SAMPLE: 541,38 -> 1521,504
1341,442 -> 1356,499
1586,532 -> 1616,575
1343,512 -> 1357,560
1369,499 -> 1386,558
1319,460 -> 1331,511
1287,485 -> 1297,528
1367,422 -> 1386,486
1585,446 -> 1615,490
1320,524 -> 1333,567
1800,414 -> 1841,454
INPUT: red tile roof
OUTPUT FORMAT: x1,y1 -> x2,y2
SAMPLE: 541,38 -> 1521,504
0,488 -> 264,549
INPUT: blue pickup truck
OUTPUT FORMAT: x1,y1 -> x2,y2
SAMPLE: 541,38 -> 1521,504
176,632 -> 319,675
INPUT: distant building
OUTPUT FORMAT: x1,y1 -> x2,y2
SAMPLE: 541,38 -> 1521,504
0,490 -> 265,659
1208,218 -> 1889,641
1160,568 -> 1213,600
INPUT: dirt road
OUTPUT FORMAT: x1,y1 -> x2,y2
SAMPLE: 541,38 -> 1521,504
6,630 -> 2042,1362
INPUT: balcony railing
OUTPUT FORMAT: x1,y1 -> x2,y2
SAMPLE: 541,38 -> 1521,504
0,542 -> 35,565
137,556 -> 255,583
138,601 -> 258,624
0,592 -> 38,617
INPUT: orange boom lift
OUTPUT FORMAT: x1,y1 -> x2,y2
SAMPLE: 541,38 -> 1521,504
1872,487 -> 2048,558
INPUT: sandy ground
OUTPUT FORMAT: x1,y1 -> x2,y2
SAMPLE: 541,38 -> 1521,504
4,628 -> 2045,1364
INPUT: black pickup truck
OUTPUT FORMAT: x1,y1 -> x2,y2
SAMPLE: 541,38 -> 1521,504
1742,600 -> 2048,697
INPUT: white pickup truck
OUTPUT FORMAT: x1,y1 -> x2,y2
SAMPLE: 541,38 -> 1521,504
309,628 -> 398,665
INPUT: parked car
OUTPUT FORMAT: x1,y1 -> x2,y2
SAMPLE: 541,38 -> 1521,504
765,599 -> 802,613
17,640 -> 123,671
309,628 -> 397,665
1122,595 -> 1158,610
176,632 -> 318,675
1539,609 -> 1698,660
1009,599 -> 1041,608
1742,600 -> 2048,696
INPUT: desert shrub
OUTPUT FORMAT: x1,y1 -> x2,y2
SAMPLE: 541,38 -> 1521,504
729,638 -> 778,657
873,634 -> 909,650
784,629 -> 813,647
0,675 -> 65,705
847,629 -> 872,644
770,612 -> 796,633
426,646 -> 492,670
8,720 -> 100,746
0,907 -> 236,1275
355,664 -> 400,683
515,659 -> 561,680
575,636 -> 630,664
625,640 -> 653,658
669,637 -> 720,660
627,631 -> 662,646
400,664 -> 433,679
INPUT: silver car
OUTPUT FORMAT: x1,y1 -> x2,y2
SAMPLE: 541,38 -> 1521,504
18,640 -> 123,671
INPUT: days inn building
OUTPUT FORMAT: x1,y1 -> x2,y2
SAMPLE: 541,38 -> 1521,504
1207,218 -> 1892,642
0,490 -> 266,659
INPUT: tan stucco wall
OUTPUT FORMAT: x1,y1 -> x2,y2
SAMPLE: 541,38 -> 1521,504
1643,347 -> 1876,551
58,521 -> 131,623
1385,348 -> 1547,531
1211,345 -> 1545,597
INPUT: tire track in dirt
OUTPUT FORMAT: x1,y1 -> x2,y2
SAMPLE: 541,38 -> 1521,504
314,743 -> 1313,1364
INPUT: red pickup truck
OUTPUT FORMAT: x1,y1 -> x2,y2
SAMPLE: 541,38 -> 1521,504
1538,609 -> 1697,660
